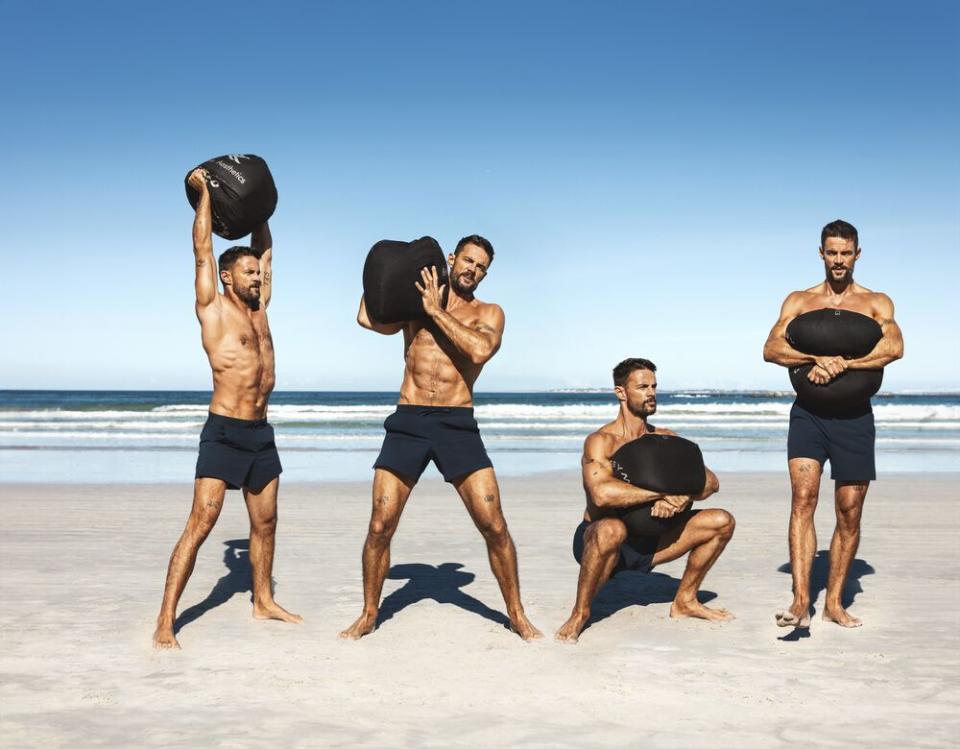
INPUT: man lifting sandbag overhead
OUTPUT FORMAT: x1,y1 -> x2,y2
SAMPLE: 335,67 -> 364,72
763,219 -> 904,629
555,358 -> 736,643
153,161 -> 299,649
340,235 -> 541,641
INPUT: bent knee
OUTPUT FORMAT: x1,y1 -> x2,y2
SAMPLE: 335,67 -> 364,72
712,509 -> 735,539
478,517 -> 509,543
591,518 -> 628,552
791,490 -> 818,513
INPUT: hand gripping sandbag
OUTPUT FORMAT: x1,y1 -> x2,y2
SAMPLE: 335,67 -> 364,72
184,154 -> 278,240
611,435 -> 706,538
786,309 -> 884,417
362,237 -> 450,324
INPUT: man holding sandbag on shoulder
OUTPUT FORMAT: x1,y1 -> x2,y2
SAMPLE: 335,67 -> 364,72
153,166 -> 300,650
764,219 -> 903,629
341,235 -> 541,641
556,358 -> 736,643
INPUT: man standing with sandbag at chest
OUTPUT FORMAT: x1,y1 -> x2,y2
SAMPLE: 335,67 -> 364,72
153,167 -> 300,649
556,358 -> 736,643
764,219 -> 903,629
340,235 -> 541,640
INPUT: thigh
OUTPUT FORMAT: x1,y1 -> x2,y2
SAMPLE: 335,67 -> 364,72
789,458 -> 823,506
834,480 -> 869,514
190,477 -> 228,524
243,477 -> 279,526
650,509 -> 727,566
452,467 -> 505,528
370,467 -> 416,531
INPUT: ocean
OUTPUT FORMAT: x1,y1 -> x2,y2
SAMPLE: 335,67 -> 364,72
0,390 -> 956,484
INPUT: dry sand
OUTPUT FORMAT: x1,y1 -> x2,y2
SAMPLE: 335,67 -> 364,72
2,472 -> 959,748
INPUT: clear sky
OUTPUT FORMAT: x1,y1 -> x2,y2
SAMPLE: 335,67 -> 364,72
4,0 -> 958,391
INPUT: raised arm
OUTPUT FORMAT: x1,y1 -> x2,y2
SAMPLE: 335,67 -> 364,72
846,294 -> 904,370
763,292 -> 847,383
357,296 -> 405,335
188,169 -> 219,314
251,221 -> 273,308
582,433 -> 666,509
416,266 -> 503,365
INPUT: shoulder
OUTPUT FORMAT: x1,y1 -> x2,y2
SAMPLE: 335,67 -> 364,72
475,299 -> 504,322
655,426 -> 679,437
583,428 -> 617,456
780,290 -> 810,316
868,290 -> 895,317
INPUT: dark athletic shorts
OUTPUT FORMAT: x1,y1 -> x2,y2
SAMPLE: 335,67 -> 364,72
373,405 -> 493,483
787,401 -> 876,482
195,412 -> 282,491
572,520 -> 656,575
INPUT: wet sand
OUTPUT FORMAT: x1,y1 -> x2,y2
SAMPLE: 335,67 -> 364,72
1,472 -> 958,747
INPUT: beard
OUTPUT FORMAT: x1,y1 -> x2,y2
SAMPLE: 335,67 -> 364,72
627,399 -> 657,417
450,271 -> 477,296
236,285 -> 261,310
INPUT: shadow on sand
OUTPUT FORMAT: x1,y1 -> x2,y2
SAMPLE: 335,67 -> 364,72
376,562 -> 512,631
775,550 -> 875,641
582,571 -> 718,633
174,539 -> 252,635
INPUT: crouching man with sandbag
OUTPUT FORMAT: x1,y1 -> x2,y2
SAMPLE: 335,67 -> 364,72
341,235 -> 541,641
153,168 -> 300,649
556,358 -> 736,643
763,219 -> 903,629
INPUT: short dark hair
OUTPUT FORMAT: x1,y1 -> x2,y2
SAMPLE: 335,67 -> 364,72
218,246 -> 260,278
821,219 -> 858,248
455,234 -> 494,262
613,358 -> 657,387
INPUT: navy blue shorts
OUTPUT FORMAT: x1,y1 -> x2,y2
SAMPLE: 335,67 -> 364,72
373,405 -> 493,483
787,401 -> 876,482
195,412 -> 282,491
572,520 -> 656,575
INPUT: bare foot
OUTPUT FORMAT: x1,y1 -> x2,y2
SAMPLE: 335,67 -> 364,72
152,623 -> 181,650
823,605 -> 862,628
509,611 -> 543,641
555,611 -> 589,643
253,600 -> 303,624
670,599 -> 735,622
775,601 -> 811,628
339,612 -> 378,640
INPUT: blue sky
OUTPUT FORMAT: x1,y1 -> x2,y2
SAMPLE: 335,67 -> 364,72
4,0 -> 958,391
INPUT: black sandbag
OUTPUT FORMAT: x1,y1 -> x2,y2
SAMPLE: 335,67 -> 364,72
611,434 -> 706,538
786,309 -> 882,358
362,237 -> 449,324
786,309 -> 884,416
790,366 -> 883,417
185,154 -> 278,240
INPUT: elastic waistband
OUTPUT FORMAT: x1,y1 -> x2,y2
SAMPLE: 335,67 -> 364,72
395,404 -> 475,416
207,411 -> 269,427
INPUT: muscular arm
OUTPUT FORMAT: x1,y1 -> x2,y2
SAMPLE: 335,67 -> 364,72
846,295 -> 904,370
251,222 -> 273,308
417,266 -> 503,365
430,306 -> 504,366
357,296 -> 404,335
763,292 -> 816,367
582,433 -> 664,509
189,170 -> 219,314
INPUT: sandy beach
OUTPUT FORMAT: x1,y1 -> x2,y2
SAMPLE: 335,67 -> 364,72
2,471 -> 958,748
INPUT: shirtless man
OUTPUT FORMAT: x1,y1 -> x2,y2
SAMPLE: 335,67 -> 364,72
556,358 -> 736,643
340,235 -> 541,641
763,219 -> 903,628
153,168 -> 301,649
